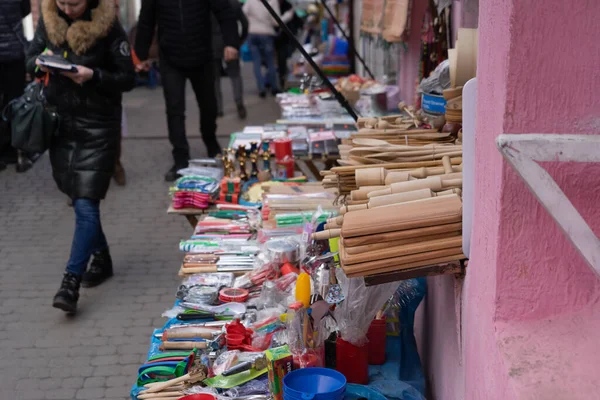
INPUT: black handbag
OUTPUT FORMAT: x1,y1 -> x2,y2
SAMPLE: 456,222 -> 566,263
2,79 -> 59,154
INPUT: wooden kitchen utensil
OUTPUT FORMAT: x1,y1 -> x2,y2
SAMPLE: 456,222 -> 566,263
342,236 -> 463,265
342,222 -> 463,247
341,195 -> 463,238
367,176 -> 463,198
159,341 -> 209,351
344,231 -> 461,255
143,367 -> 207,394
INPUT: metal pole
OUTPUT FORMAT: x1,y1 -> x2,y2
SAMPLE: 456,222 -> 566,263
319,0 -> 375,79
258,0 -> 359,121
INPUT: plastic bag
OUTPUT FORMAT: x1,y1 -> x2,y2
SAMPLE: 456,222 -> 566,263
254,274 -> 297,309
418,59 -> 450,95
333,269 -> 399,346
212,350 -> 240,376
222,374 -> 270,397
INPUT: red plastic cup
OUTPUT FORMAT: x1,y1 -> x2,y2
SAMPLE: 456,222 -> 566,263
179,395 -> 216,400
367,317 -> 387,365
226,334 -> 244,346
335,337 -> 369,384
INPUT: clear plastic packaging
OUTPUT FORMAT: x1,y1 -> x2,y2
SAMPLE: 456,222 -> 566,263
221,376 -> 270,397
233,263 -> 279,289
212,350 -> 240,376
333,269 -> 400,346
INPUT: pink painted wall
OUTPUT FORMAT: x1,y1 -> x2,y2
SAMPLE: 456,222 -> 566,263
397,0 -> 427,106
422,0 -> 600,399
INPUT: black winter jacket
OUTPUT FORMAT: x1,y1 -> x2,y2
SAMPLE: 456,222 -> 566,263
135,0 -> 240,68
26,0 -> 136,200
0,0 -> 30,61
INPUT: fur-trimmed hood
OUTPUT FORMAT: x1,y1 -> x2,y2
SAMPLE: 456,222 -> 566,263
41,0 -> 115,55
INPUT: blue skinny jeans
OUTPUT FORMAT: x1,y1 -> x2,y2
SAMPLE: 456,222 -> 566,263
65,198 -> 108,276
248,34 -> 278,93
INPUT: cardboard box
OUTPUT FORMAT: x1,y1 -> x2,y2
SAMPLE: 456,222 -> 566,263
265,345 -> 294,400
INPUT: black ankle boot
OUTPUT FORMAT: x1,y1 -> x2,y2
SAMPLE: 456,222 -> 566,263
52,272 -> 82,313
82,248 -> 113,288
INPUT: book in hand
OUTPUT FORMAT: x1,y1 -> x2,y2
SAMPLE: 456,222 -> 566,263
37,54 -> 78,72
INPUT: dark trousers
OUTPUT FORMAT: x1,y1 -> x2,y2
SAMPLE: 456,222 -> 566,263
214,59 -> 244,114
275,37 -> 290,89
66,199 -> 108,276
159,58 -> 221,164
0,58 -> 26,154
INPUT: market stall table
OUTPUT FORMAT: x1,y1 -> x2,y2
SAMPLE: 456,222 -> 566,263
167,205 -> 213,228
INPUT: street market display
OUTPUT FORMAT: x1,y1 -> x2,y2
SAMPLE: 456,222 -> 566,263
136,63 -> 469,399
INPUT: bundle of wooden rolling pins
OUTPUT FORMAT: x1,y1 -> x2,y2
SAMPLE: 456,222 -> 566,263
315,113 -> 465,277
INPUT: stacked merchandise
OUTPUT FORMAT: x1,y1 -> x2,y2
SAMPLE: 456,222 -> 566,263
132,173 -> 428,400
171,164 -> 223,210
219,178 -> 241,204
172,176 -> 220,210
261,183 -> 338,229
322,114 -> 462,198
317,111 -> 465,277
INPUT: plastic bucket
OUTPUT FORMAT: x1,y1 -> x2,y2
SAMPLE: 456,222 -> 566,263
179,394 -> 216,400
367,317 -> 387,365
283,367 -> 346,400
335,338 -> 369,384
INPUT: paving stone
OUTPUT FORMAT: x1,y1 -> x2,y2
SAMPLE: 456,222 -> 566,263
76,387 -> 107,400
45,388 -> 77,399
1,64 -> 280,399
83,376 -> 106,389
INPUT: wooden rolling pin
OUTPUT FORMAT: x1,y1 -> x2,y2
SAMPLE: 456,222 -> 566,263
350,172 -> 461,200
163,327 -> 217,340
327,216 -> 344,225
355,168 -> 410,187
312,229 -> 341,240
159,341 -> 208,351
367,176 -> 463,199
340,188 -> 462,214
350,185 -> 387,201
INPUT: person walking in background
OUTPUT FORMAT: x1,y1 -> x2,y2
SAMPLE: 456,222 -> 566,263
274,0 -> 298,90
212,0 -> 248,120
243,0 -> 281,98
135,0 -> 240,182
27,0 -> 135,313
0,0 -> 33,173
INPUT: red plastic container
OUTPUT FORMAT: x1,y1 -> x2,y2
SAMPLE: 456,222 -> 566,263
275,158 -> 295,179
335,337 -> 369,384
274,138 -> 293,159
367,317 -> 387,365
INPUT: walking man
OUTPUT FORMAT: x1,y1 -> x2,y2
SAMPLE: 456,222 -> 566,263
212,0 -> 248,120
135,0 -> 240,181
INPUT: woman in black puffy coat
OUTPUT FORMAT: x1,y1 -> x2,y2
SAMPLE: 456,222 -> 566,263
26,0 -> 135,313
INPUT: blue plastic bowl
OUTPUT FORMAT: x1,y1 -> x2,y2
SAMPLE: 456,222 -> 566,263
283,368 -> 347,400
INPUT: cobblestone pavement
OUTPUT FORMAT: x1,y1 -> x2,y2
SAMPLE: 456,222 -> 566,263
0,66 -> 281,400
